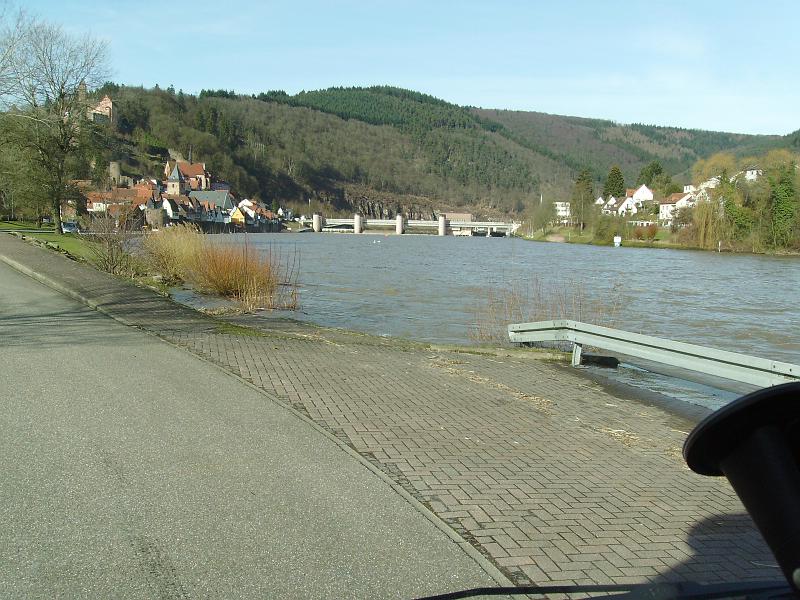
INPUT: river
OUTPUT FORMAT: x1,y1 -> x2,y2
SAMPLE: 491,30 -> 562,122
177,233 -> 800,409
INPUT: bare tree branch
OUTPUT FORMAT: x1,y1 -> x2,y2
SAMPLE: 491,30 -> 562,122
0,5 -> 28,100
0,10 -> 109,232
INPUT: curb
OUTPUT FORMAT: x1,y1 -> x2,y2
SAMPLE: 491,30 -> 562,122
0,250 -> 514,589
0,254 -> 136,330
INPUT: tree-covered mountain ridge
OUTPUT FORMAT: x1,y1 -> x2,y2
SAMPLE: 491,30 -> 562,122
104,84 -> 796,218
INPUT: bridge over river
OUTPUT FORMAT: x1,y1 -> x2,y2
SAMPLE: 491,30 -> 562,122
301,214 -> 521,236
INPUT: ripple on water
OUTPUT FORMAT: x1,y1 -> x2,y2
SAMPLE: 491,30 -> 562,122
172,234 -> 800,406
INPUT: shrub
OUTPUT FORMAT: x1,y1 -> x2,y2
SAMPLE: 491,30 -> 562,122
142,224 -> 203,283
191,242 -> 298,311
87,215 -> 135,275
592,215 -> 622,244
142,227 -> 299,311
633,227 -> 645,240
469,274 -> 623,344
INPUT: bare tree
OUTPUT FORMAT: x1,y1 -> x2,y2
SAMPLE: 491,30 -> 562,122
2,14 -> 108,232
0,5 -> 26,99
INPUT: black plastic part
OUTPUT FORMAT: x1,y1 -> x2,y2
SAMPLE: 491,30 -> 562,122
582,354 -> 620,368
683,383 -> 800,475
683,382 -> 800,595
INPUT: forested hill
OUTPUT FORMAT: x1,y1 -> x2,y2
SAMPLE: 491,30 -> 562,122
472,108 -> 781,183
101,84 -> 787,217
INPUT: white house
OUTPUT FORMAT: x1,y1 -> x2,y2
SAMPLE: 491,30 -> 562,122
553,201 -> 571,223
631,184 -> 654,203
237,198 -> 257,219
659,192 -> 695,226
744,168 -> 762,181
594,196 -> 606,206
730,168 -> 763,183
599,186 -> 653,217
616,196 -> 640,216
601,197 -> 619,215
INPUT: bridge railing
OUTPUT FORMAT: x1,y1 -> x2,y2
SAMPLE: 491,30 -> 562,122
507,319 -> 800,388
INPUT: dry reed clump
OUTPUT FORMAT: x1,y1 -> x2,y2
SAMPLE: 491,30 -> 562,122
469,275 -> 623,345
142,224 -> 204,283
142,227 -> 299,311
191,243 -> 299,311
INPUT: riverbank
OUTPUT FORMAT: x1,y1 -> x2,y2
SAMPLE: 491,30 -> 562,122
521,226 -> 800,256
0,230 -> 777,588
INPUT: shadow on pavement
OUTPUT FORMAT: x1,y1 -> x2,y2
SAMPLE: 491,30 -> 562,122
0,298 -> 142,348
650,512 -> 784,590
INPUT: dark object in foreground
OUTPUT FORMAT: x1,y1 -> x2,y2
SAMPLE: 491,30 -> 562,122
581,353 -> 620,368
684,382 -> 800,595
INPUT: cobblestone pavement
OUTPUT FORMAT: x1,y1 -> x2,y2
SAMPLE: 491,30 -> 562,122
0,233 -> 780,588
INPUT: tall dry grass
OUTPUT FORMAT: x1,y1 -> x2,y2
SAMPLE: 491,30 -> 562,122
142,224 -> 204,282
142,227 -> 299,311
469,275 -> 623,345
191,243 -> 299,311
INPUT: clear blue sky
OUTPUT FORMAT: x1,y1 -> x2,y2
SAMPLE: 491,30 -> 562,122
23,0 -> 800,135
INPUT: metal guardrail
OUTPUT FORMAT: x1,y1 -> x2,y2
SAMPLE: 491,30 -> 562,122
508,319 -> 800,388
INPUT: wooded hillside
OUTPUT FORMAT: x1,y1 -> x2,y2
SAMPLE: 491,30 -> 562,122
99,84 -> 793,218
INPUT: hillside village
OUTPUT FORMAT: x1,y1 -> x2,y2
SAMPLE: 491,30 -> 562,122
64,93 -> 287,232
554,168 -> 764,229
38,90 -> 289,232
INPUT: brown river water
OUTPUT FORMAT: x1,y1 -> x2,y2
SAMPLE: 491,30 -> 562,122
173,233 -> 800,409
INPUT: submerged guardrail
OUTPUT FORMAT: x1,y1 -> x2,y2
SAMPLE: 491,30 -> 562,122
508,319 -> 800,388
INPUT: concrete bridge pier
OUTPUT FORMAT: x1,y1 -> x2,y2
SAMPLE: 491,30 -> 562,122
312,214 -> 322,233
438,215 -> 447,236
354,213 -> 363,234
395,214 -> 404,235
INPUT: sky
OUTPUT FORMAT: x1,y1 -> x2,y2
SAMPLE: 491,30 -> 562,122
19,0 -> 800,135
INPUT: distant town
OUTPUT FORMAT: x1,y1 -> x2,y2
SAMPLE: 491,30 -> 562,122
555,168 -> 763,229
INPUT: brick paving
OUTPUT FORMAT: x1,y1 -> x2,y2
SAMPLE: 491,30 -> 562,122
0,233 -> 781,588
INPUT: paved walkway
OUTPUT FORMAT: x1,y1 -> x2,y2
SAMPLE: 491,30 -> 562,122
0,233 -> 780,589
0,246 -> 501,599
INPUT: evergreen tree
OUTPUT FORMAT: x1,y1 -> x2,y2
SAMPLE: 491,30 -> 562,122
636,160 -> 663,186
603,165 -> 625,199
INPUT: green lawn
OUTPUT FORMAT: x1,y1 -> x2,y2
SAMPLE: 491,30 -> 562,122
522,225 -> 690,248
0,220 -> 54,230
23,232 -> 96,261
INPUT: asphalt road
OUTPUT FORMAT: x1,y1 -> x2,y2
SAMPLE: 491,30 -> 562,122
0,262 -> 498,599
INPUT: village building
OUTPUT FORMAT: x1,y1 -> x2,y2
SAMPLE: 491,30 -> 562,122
188,190 -> 235,211
164,160 -> 211,191
165,163 -> 186,196
629,184 -> 654,204
659,192 -> 695,226
553,201 -> 571,224
78,82 -> 114,124
88,95 -> 114,124
601,196 -> 619,215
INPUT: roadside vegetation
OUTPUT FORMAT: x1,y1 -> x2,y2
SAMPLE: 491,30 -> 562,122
143,225 -> 299,311
470,274 -> 623,345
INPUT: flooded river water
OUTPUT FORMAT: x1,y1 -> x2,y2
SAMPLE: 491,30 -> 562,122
179,233 -> 800,409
